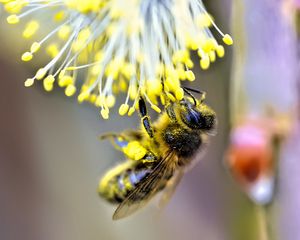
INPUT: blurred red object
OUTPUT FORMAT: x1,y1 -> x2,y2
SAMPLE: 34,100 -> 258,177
225,120 -> 276,205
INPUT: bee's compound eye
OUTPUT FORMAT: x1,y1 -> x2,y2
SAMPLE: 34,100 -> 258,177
180,104 -> 216,131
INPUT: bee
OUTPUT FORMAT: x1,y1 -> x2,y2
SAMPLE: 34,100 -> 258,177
98,87 -> 217,220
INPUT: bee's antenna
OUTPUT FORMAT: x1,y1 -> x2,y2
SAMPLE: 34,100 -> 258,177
182,87 -> 205,95
183,87 -> 197,106
183,87 -> 206,104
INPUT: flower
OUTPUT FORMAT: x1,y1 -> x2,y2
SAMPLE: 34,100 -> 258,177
2,0 -> 233,119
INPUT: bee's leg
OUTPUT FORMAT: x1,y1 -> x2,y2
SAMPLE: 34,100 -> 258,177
101,132 -> 148,161
165,103 -> 176,122
138,97 -> 154,138
100,133 -> 129,148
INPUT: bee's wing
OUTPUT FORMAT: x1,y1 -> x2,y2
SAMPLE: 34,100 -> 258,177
112,151 -> 177,220
158,169 -> 185,208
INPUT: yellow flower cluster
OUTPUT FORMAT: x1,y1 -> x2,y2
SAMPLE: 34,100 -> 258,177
2,0 -> 232,119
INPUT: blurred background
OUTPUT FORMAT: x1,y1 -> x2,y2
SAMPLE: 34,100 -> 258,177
0,0 -> 299,240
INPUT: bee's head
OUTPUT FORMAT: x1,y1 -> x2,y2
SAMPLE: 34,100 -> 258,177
178,97 -> 217,133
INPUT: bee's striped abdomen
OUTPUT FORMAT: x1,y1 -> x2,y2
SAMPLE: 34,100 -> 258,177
98,161 -> 152,203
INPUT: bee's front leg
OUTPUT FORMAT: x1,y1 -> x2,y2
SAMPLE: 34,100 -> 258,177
138,96 -> 154,138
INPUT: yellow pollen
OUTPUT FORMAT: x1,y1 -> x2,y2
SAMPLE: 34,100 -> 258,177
23,20 -> 39,39
175,88 -> 184,100
200,56 -> 210,70
151,104 -> 161,113
128,106 -> 135,116
100,108 -> 109,119
44,75 -> 55,85
30,42 -> 41,53
7,14 -> 19,24
58,75 -> 73,87
65,84 -> 76,97
21,52 -> 33,62
78,91 -> 90,103
43,81 -> 53,92
24,78 -> 34,87
216,45 -> 225,58
185,70 -> 195,81
119,104 -> 129,116
222,34 -> 233,45
106,95 -> 116,108
35,68 -> 47,80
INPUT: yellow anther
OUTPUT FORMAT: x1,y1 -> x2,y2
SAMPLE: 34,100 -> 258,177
172,50 -> 189,63
7,15 -> 19,24
202,39 -> 215,53
122,63 -> 135,79
89,94 -> 97,103
119,79 -> 127,92
95,95 -> 105,107
71,28 -> 91,52
119,104 -> 129,116
176,68 -> 186,80
65,84 -> 76,97
46,44 -> 59,58
58,25 -> 71,40
185,70 -> 195,81
5,0 -> 27,13
78,91 -> 90,103
58,69 -> 66,79
54,11 -> 65,21
106,95 -> 116,108
209,51 -> 216,62
24,78 -> 34,87
35,68 -> 47,80
91,65 -> 102,75
23,20 -> 39,39
200,56 -> 210,70
151,104 -> 161,113
100,108 -> 109,119
216,45 -> 225,58
128,106 -> 135,116
21,52 -> 33,62
166,92 -> 176,102
222,34 -> 233,45
44,75 -> 55,85
30,42 -> 41,53
175,88 -> 184,100
196,14 -> 212,27
129,84 -> 138,100
43,81 -> 53,92
58,75 -> 73,87
185,59 -> 194,68
94,51 -> 104,61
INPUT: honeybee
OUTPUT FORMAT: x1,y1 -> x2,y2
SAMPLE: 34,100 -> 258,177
98,87 -> 217,220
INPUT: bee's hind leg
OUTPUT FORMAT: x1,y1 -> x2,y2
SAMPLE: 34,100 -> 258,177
138,96 -> 154,138
99,133 -> 131,152
101,132 -> 149,161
